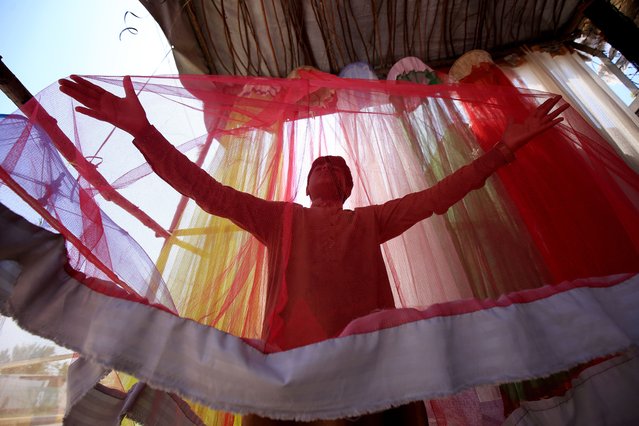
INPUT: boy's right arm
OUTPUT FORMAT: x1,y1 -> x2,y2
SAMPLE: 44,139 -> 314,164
133,125 -> 282,243
59,75 -> 282,243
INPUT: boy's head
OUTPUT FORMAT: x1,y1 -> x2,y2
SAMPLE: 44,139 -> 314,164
306,156 -> 353,203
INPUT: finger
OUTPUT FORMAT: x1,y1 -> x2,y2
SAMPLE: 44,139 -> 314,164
535,95 -> 561,117
123,75 -> 136,98
59,84 -> 97,106
69,75 -> 106,98
535,117 -> 564,135
58,78 -> 88,97
58,78 -> 77,89
60,77 -> 103,105
545,102 -> 570,121
548,116 -> 564,127
538,102 -> 569,125
534,95 -> 561,117
58,79 -> 79,95
515,117 -> 563,147
75,106 -> 108,122
69,74 -> 97,88
123,76 -> 145,112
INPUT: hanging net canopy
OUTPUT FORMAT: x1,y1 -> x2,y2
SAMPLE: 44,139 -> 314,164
1,65 -> 639,422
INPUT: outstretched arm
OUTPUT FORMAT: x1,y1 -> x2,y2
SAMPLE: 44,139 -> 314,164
58,75 -> 282,243
375,95 -> 569,242
59,75 -> 151,137
501,95 -> 568,152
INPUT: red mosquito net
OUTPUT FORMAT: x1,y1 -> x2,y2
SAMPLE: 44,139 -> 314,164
1,68 -> 638,423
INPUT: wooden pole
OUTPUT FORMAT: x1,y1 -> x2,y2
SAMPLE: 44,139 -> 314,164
0,56 -> 33,108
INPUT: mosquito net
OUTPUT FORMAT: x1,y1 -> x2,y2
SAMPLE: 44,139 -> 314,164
1,67 -> 638,423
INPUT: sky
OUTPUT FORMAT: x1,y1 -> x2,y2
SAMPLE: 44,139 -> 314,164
0,0 -> 177,114
0,0 -> 184,228
0,0 -> 178,352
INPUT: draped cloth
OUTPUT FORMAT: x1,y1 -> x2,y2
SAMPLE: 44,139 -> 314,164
505,49 -> 639,170
1,69 -> 639,423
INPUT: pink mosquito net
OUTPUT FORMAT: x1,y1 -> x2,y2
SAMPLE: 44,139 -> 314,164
1,67 -> 638,423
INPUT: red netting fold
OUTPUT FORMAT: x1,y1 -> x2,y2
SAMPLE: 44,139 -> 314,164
0,71 -> 637,354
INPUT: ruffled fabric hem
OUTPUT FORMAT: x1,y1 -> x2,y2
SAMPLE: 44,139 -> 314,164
2,203 -> 638,420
